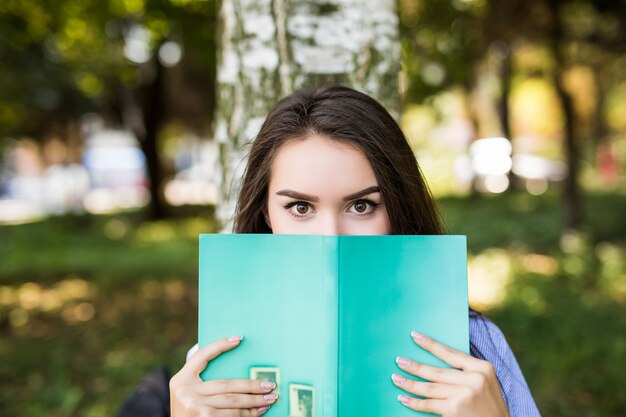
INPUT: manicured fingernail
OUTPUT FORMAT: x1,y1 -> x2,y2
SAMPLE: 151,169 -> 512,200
258,405 -> 270,415
411,331 -> 425,341
391,373 -> 406,385
398,395 -> 411,404
396,356 -> 412,367
261,381 -> 276,390
264,393 -> 278,402
228,335 -> 243,342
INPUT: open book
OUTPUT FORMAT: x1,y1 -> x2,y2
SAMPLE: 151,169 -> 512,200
199,234 -> 468,417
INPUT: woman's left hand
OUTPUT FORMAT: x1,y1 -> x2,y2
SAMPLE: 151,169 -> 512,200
392,331 -> 510,417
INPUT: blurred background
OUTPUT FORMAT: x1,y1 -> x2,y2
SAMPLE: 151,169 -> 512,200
0,0 -> 625,416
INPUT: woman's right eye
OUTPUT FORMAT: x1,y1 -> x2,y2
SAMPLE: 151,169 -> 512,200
284,202 -> 314,218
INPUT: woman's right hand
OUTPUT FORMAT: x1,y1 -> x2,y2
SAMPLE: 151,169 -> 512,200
170,336 -> 278,416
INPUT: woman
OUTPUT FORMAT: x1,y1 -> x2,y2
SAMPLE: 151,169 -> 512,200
169,86 -> 541,417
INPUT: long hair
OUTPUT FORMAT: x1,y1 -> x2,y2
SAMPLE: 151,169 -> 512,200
233,85 -> 444,234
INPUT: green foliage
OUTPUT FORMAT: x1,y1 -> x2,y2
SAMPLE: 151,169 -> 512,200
0,0 -> 218,138
1,193 -> 625,416
398,0 -> 626,152
399,0 -> 482,100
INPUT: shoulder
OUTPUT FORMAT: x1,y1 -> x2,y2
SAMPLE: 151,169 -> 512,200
469,312 -> 516,386
469,310 -> 542,417
469,310 -> 512,359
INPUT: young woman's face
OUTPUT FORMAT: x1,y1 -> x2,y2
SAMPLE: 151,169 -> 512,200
265,134 -> 391,235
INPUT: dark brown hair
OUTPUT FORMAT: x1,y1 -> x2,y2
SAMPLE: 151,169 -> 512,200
233,85 -> 444,235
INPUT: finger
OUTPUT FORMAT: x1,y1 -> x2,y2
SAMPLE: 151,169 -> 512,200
411,331 -> 481,371
237,406 -> 272,417
205,406 -> 271,417
196,379 -> 277,396
253,405 -> 272,416
217,406 -> 272,417
398,395 -> 446,415
396,356 -> 472,385
203,393 -> 278,409
391,373 -> 457,399
184,336 -> 244,378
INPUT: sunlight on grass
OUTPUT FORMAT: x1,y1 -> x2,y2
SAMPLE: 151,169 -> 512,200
468,249 -> 512,309
1,277 -> 95,329
135,220 -> 177,242
469,249 -> 561,312
596,242 -> 626,302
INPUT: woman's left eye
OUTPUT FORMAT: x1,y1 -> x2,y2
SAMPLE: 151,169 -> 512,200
348,199 -> 379,215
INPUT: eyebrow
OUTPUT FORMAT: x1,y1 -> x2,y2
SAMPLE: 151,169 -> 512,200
275,186 -> 380,202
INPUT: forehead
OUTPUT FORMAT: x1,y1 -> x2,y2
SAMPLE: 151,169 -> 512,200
269,134 -> 378,194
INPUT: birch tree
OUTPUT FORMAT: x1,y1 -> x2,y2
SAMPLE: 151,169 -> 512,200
214,0 -> 400,229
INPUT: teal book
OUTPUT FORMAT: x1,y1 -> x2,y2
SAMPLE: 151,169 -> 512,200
199,234 -> 468,417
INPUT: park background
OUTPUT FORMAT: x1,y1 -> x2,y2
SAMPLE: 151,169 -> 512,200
0,0 -> 625,416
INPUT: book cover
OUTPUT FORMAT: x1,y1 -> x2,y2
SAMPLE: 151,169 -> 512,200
199,234 -> 468,417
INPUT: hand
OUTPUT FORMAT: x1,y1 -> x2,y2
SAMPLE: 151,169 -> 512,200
392,331 -> 510,417
170,336 -> 278,417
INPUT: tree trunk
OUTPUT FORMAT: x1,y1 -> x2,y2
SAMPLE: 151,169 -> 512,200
215,0 -> 400,230
591,65 -> 609,152
548,0 -> 581,230
496,42 -> 512,142
117,56 -> 168,221
556,79 -> 580,229
138,57 -> 168,220
495,41 -> 521,190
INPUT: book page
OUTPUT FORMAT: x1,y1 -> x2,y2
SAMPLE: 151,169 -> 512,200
198,234 -> 338,416
337,235 -> 468,417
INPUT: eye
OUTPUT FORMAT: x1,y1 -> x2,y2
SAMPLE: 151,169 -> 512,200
294,203 -> 310,215
284,201 -> 314,218
348,199 -> 379,216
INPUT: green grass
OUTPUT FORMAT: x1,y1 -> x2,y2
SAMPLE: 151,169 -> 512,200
0,192 -> 624,417
0,208 -> 216,417
439,191 -> 626,252
441,190 -> 626,417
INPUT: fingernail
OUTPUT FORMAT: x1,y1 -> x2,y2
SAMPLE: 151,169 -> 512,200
228,335 -> 243,342
411,331 -> 425,341
260,381 -> 276,390
264,393 -> 278,402
391,373 -> 406,385
398,395 -> 411,404
258,406 -> 270,415
396,356 -> 412,367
